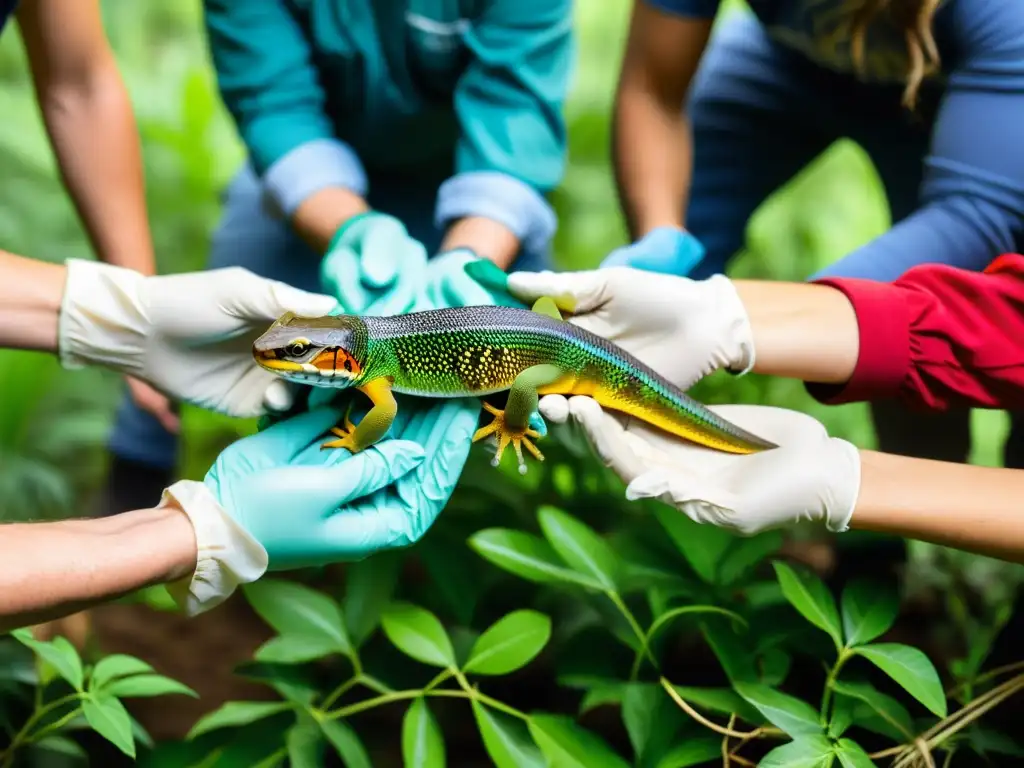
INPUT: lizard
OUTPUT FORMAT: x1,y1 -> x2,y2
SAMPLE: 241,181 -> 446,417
251,297 -> 777,474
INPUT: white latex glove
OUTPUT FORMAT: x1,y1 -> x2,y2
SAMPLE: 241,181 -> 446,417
540,397 -> 860,536
507,266 -> 755,391
58,259 -> 338,418
157,480 -> 269,616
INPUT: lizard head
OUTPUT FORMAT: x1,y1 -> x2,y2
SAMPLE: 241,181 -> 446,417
252,312 -> 368,388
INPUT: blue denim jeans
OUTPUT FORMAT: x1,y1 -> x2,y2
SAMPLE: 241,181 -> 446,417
107,164 -> 552,469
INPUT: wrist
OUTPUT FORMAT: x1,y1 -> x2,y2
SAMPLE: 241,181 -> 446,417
158,480 -> 268,616
0,252 -> 65,352
58,259 -> 149,374
819,438 -> 861,533
733,281 -> 860,384
702,274 -> 756,374
293,187 -> 372,254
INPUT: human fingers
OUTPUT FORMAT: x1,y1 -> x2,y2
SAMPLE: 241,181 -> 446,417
242,406 -> 345,464
506,269 -> 610,315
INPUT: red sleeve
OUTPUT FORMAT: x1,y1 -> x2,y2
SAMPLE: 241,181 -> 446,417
804,253 -> 1024,412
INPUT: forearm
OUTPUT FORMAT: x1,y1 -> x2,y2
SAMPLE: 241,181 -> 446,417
289,186 -> 370,254
38,64 -> 156,274
612,85 -> 692,239
440,216 -> 520,269
0,249 -> 65,352
733,280 -> 860,384
851,451 -> 1024,564
0,506 -> 197,633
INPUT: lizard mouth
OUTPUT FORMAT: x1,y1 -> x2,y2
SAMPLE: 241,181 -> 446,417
253,349 -> 359,385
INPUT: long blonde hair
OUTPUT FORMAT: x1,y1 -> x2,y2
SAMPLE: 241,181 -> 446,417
848,0 -> 942,109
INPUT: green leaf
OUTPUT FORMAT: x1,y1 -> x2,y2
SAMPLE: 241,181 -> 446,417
671,686 -> 763,724
653,737 -> 721,768
700,619 -> 758,683
287,711 -> 325,768
835,739 -> 876,768
401,698 -> 445,767
828,693 -> 855,739
579,681 -> 625,714
528,714 -> 631,768
90,654 -> 155,690
33,735 -> 87,760
83,695 -> 135,758
381,602 -> 456,668
537,505 -> 620,590
187,701 -> 293,740
854,644 -> 947,717
717,530 -> 783,585
469,528 -> 603,589
773,562 -> 843,649
759,735 -> 835,768
342,550 -> 403,647
652,505 -> 735,583
831,680 -> 914,740
463,610 -> 551,676
254,635 -> 340,665
840,580 -> 898,647
243,579 -> 351,657
621,684 -> 684,768
472,700 -> 544,768
320,718 -> 373,768
12,630 -> 84,690
734,683 -> 823,738
103,674 -> 197,699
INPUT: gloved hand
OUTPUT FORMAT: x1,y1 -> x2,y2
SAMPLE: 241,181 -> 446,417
600,227 -> 706,276
507,266 -> 755,391
320,212 -> 429,316
414,248 -> 525,310
540,396 -> 860,536
58,259 -> 338,418
161,406 -> 427,615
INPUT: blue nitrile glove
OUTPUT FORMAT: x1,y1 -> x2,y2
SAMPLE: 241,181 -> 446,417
600,226 -> 706,276
415,248 -> 526,310
205,406 -> 428,570
320,212 -> 429,316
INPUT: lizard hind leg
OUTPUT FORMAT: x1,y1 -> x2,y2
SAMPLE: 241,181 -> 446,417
472,363 -> 564,475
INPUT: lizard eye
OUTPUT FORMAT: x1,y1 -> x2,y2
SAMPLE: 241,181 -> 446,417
285,341 -> 309,358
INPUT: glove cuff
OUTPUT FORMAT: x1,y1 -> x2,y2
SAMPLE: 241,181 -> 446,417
158,480 -> 269,616
705,274 -> 756,377
58,259 -> 149,375
822,438 -> 862,533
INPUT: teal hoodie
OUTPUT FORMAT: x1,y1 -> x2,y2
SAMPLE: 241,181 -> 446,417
202,0 -> 574,254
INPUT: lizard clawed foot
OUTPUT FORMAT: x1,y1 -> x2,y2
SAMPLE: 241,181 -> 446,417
472,402 -> 544,475
321,401 -> 361,453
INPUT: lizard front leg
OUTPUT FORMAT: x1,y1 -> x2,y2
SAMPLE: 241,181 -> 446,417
473,363 -> 565,474
322,377 -> 398,453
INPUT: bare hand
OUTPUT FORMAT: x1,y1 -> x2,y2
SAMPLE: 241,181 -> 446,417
126,376 -> 180,434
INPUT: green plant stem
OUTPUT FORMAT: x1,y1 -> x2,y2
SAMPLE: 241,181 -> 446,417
360,675 -> 394,694
606,590 -> 656,678
1,692 -> 82,761
820,648 -> 852,722
454,670 -> 528,721
629,605 -> 749,681
320,676 -> 361,711
22,708 -> 86,748
424,668 -> 454,692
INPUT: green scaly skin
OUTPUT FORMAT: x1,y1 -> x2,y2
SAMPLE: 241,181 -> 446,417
252,299 -> 777,474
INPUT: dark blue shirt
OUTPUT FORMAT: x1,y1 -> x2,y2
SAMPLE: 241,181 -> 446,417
646,0 -> 1024,275
0,0 -> 16,34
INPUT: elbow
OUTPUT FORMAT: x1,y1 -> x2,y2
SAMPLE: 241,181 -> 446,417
38,58 -> 131,122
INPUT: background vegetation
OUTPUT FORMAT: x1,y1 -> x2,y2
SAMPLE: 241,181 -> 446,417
1,0 -> 1023,765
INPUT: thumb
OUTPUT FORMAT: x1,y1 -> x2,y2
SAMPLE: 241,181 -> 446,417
507,269 -> 608,315
565,396 -> 647,482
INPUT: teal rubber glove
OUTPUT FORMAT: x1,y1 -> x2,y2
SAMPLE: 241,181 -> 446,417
415,248 -> 526,310
320,212 -> 429,316
600,226 -> 706,276
206,406 -> 428,570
